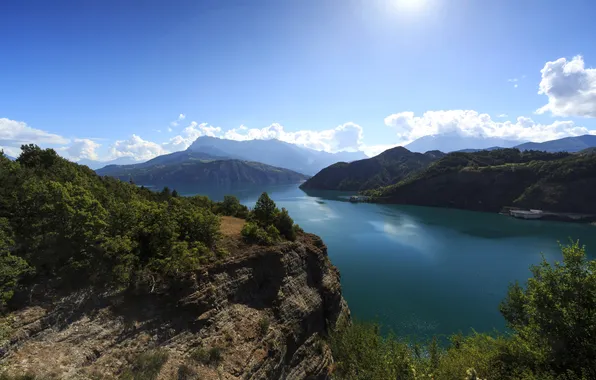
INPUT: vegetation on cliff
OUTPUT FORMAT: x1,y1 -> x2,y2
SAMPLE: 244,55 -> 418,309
0,146 -> 258,309
331,241 -> 596,379
300,147 -> 445,191
365,149 -> 596,213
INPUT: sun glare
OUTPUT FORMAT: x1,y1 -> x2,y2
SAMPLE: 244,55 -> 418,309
394,0 -> 426,10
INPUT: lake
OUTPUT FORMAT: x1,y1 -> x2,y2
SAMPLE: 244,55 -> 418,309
175,183 -> 596,341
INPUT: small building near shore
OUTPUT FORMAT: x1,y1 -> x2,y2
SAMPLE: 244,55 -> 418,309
510,209 -> 544,219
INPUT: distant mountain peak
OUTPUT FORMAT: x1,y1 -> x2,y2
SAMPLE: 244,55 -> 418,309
405,133 -> 522,153
188,137 -> 366,175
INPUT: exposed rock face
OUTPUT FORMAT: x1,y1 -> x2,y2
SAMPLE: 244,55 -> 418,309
0,234 -> 349,379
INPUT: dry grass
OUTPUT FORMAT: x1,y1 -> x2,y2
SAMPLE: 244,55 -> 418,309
220,216 -> 244,237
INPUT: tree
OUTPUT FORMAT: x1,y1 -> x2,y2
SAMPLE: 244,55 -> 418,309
252,192 -> 278,227
0,218 -> 31,307
275,208 -> 296,241
172,189 -> 179,198
500,241 -> 596,374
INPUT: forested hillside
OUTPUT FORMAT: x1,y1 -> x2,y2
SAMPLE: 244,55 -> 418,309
366,149 -> 596,213
0,145 -> 261,308
300,147 -> 445,191
96,157 -> 308,187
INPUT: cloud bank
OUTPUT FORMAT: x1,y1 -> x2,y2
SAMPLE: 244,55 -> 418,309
384,110 -> 594,144
537,55 -> 596,117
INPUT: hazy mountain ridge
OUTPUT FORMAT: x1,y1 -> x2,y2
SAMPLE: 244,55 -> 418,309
188,136 -> 366,175
77,156 -> 145,170
300,147 -> 445,191
97,158 -> 309,187
405,133 -> 521,153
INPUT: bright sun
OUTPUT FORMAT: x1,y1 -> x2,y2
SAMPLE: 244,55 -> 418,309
395,0 -> 426,9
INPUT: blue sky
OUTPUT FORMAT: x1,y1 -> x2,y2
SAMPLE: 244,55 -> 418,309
2,0 -> 596,160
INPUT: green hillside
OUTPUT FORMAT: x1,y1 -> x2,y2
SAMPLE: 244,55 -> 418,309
365,149 -> 596,213
300,147 -> 445,191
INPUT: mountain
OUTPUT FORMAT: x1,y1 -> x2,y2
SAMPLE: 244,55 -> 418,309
97,158 -> 308,186
514,134 -> 596,153
78,156 -> 145,170
365,149 -> 596,214
300,147 -> 445,191
405,133 -> 521,153
456,146 -> 504,153
187,136 -> 366,175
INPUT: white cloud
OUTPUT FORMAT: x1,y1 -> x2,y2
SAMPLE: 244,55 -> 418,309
514,84 -> 518,88
384,110 -> 595,144
223,122 -> 364,152
63,139 -> 101,161
169,113 -> 187,127
508,78 -> 518,83
108,134 -> 167,161
536,55 -> 596,117
163,121 -> 222,152
498,114 -> 508,118
0,118 -> 69,156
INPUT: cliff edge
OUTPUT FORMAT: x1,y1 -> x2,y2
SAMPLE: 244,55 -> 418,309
0,231 -> 349,379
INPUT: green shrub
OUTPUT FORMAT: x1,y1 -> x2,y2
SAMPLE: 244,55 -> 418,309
274,208 -> 296,241
177,364 -> 197,380
241,222 -> 272,245
190,346 -> 223,366
120,349 -> 169,380
258,316 -> 270,335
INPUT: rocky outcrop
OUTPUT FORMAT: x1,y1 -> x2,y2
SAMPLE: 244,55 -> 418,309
0,234 -> 349,379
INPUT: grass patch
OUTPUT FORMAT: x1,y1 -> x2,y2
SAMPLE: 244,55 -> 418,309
190,346 -> 223,366
119,349 -> 169,380
258,316 -> 270,336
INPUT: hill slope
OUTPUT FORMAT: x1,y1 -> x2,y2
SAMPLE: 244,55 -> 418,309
97,157 -> 308,186
300,147 -> 445,191
366,149 -> 596,213
514,134 -> 596,152
188,136 -> 366,175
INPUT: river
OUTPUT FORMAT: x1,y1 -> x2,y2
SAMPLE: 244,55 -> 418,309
173,183 -> 596,341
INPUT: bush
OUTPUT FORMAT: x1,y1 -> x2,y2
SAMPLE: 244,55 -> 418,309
258,316 -> 270,335
120,349 -> 169,380
217,195 -> 249,218
241,222 -> 273,245
190,346 -> 222,365
274,208 -> 296,241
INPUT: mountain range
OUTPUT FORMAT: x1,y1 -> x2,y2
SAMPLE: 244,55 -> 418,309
300,147 -> 445,191
405,133 -> 522,153
406,133 -> 596,154
96,154 -> 308,187
77,156 -> 145,170
188,136 -> 366,175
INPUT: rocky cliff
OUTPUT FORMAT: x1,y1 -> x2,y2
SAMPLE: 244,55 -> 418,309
0,233 -> 349,379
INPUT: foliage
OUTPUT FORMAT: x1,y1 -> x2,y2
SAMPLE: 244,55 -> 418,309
216,195 -> 249,218
500,241 -> 596,374
300,147 -> 445,191
258,316 -> 270,335
365,149 -> 596,213
252,192 -> 278,227
242,193 -> 300,245
190,346 -> 223,365
241,222 -> 276,245
120,349 -> 169,380
0,145 -> 226,306
330,242 -> 596,380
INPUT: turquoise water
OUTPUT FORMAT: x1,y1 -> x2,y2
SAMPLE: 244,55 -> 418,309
176,183 -> 596,340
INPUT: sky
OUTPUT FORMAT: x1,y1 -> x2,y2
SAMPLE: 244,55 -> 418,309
2,0 -> 596,160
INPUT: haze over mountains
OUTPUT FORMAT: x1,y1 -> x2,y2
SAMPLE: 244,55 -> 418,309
77,156 -> 145,170
404,133 -> 523,153
406,132 -> 596,154
188,136 -> 366,175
